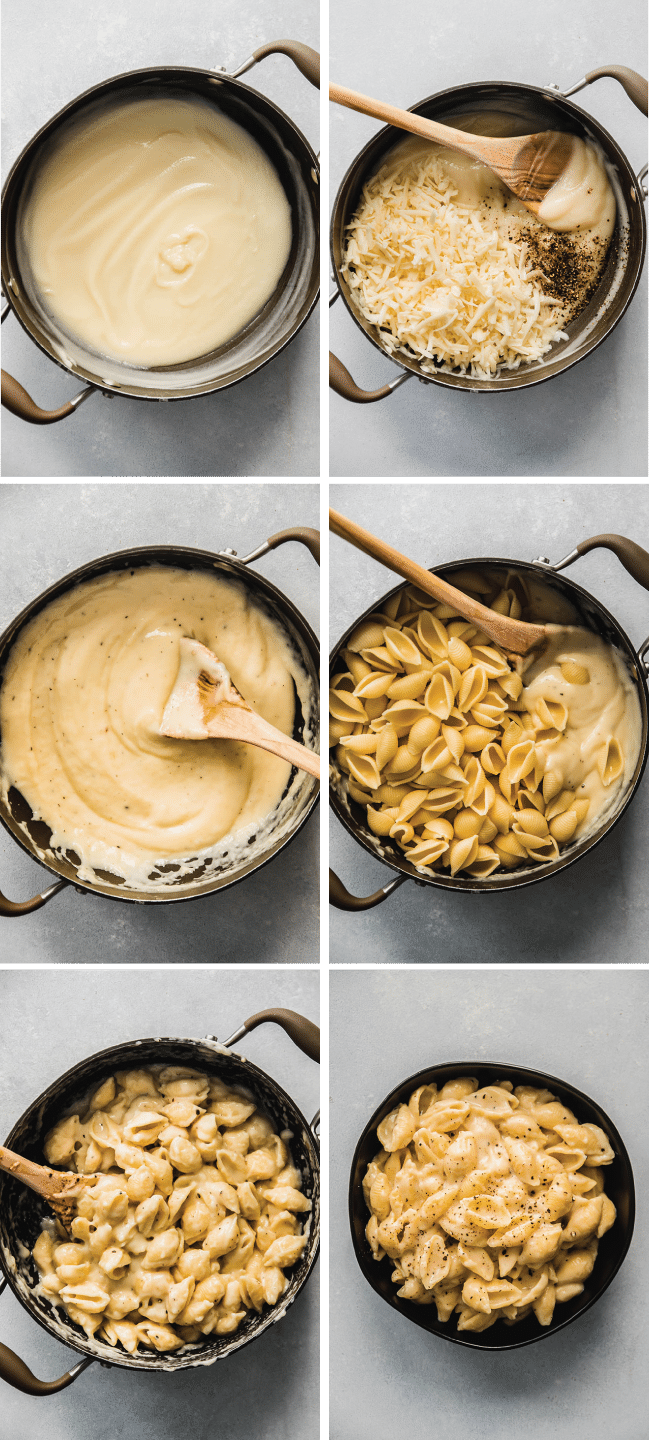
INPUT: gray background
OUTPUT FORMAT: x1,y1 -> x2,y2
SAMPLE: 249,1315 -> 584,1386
329,482 -> 648,964
330,968 -> 648,1440
329,0 -> 648,477
0,483 -> 319,964
0,967 -> 319,1440
2,0 -> 319,478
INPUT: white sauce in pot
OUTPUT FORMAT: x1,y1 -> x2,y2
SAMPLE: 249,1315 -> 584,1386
20,97 -> 292,366
0,568 -> 315,890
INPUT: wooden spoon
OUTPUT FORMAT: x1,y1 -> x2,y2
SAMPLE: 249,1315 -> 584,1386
330,81 -> 574,212
0,1144 -> 94,1236
160,639 -> 320,779
329,509 -> 572,656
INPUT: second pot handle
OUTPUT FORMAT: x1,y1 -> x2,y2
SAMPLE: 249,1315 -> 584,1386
0,1341 -> 94,1396
0,879 -> 69,918
251,40 -> 320,89
329,867 -> 408,911
553,534 -> 649,589
266,527 -> 320,566
226,1009 -> 320,1063
582,66 -> 648,116
1,370 -> 95,425
330,351 -> 411,403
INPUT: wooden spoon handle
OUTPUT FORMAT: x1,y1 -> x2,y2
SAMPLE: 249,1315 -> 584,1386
207,705 -> 321,779
329,509 -> 547,654
0,1145 -> 69,1201
329,81 -> 479,152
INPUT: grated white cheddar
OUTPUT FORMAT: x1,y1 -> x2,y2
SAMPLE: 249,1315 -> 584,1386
342,148 -> 569,379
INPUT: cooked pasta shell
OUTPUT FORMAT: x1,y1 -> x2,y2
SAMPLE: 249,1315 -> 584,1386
481,741 -> 505,775
470,646 -> 510,678
365,696 -> 388,720
535,698 -> 568,732
462,724 -> 495,753
560,660 -> 590,685
478,817 -> 498,844
517,833 -> 559,863
376,723 -> 399,769
500,719 -> 525,755
341,649 -> 373,684
457,665 -> 488,713
425,673 -> 454,720
406,837 -> 448,865
499,671 -> 523,700
383,700 -> 428,730
384,626 -> 423,669
598,737 -> 624,787
443,707 -> 468,731
377,1105 -> 415,1153
513,810 -> 549,838
466,846 -> 500,878
346,753 -> 381,790
397,790 -> 428,823
375,784 -> 411,804
505,740 -> 536,784
380,592 -> 402,622
516,789 -> 545,813
348,782 -> 374,805
421,737 -> 453,774
448,836 -> 479,875
494,832 -> 527,860
388,744 -> 422,776
407,716 -> 440,755
354,671 -> 394,699
416,610 -> 449,659
422,818 -> 455,841
329,720 -> 353,745
387,668 -> 431,700
339,734 -> 378,754
467,781 -> 495,818
549,809 -> 578,842
360,645 -> 399,672
367,806 -> 399,836
390,821 -> 415,847
422,785 -> 464,815
329,689 -> 368,723
447,637 -> 473,671
441,724 -> 465,762
453,809 -> 483,840
347,618 -> 387,652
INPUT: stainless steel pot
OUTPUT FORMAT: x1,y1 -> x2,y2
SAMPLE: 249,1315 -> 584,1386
349,1060 -> 634,1350
0,1009 -> 320,1392
2,40 -> 319,423
330,533 -> 648,909
330,67 -> 647,402
0,527 -> 319,916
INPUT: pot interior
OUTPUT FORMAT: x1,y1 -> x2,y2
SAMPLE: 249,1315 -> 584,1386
0,1038 -> 320,1371
332,82 -> 645,390
330,558 -> 648,892
0,547 -> 320,903
350,1061 -> 634,1350
4,69 -> 319,398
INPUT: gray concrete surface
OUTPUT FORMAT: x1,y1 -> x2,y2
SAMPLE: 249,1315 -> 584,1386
0,967 -> 319,1440
329,0 -> 648,477
329,483 -> 648,963
330,968 -> 648,1440
0,484 -> 320,964
2,0 -> 319,478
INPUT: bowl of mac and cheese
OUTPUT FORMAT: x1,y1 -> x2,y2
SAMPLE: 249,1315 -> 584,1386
349,1062 -> 634,1350
0,1028 -> 319,1384
330,547 -> 647,907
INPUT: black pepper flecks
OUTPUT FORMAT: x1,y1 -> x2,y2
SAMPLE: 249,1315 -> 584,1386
516,226 -> 612,325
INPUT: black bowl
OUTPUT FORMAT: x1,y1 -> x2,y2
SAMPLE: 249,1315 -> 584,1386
349,1061 -> 634,1351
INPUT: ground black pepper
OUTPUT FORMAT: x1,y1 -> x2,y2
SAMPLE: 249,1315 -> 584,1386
515,227 -> 611,324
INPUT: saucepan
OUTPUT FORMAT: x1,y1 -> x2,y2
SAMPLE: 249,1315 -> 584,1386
349,1060 -> 634,1350
329,533 -> 648,908
0,528 -> 320,916
2,40 -> 319,423
0,1009 -> 320,1391
330,67 -> 647,401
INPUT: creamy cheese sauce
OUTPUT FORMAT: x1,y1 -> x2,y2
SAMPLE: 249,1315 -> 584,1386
20,96 -> 292,366
0,568 -> 313,889
520,629 -> 641,835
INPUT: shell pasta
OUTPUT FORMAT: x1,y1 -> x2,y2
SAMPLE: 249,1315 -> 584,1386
330,575 -> 639,879
363,1076 -> 616,1332
31,1066 -> 309,1354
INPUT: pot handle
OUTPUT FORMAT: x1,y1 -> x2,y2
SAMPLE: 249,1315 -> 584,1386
329,866 -> 408,910
266,527 -> 320,566
551,534 -> 648,589
330,351 -> 412,403
250,40 -> 320,90
224,1009 -> 320,1063
0,879 -> 70,918
0,1341 -> 94,1395
1,370 -> 95,425
582,67 -> 647,116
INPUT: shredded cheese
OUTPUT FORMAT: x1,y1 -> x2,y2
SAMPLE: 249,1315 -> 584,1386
342,147 -> 569,379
